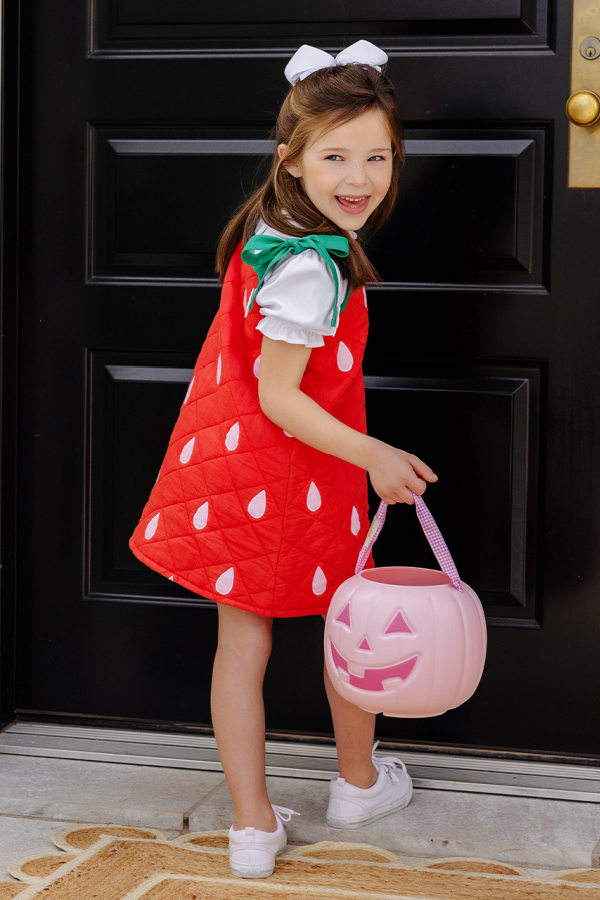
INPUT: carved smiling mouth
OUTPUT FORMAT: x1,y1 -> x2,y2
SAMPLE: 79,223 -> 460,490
330,640 -> 418,692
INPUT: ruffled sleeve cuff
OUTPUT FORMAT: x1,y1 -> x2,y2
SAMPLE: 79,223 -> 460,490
256,315 -> 325,348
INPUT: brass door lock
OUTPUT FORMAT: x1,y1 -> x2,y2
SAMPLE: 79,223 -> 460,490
580,35 -> 600,59
568,4 -> 600,187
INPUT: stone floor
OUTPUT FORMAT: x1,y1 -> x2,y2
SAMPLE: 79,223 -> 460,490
1,753 -> 600,882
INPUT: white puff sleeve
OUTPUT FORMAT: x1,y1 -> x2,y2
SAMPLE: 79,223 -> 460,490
254,249 -> 346,349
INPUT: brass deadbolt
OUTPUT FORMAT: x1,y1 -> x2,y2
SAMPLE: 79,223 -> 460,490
566,89 -> 600,125
580,36 -> 600,59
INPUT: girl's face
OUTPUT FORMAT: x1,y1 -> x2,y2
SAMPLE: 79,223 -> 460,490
279,108 -> 393,232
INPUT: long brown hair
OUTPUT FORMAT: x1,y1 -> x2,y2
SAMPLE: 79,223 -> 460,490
215,62 -> 404,291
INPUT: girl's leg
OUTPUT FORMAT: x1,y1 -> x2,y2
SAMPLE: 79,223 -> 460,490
211,603 -> 276,832
324,660 -> 378,789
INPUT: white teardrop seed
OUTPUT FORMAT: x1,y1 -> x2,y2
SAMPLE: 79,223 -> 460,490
307,482 -> 322,512
216,567 -> 234,595
145,512 -> 160,540
312,566 -> 327,595
193,501 -> 209,530
337,341 -> 354,372
248,490 -> 266,519
180,436 -> 195,464
184,376 -> 195,404
225,421 -> 240,451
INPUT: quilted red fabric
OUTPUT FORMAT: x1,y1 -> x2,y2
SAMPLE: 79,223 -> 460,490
129,240 -> 375,617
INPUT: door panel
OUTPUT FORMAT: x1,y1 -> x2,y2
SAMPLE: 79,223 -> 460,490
10,0 -> 600,756
371,130 -> 547,287
93,1 -> 549,54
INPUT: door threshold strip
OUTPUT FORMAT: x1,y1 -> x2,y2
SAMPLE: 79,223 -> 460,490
1,722 -> 600,803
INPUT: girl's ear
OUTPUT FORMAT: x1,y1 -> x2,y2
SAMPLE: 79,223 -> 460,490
277,143 -> 302,179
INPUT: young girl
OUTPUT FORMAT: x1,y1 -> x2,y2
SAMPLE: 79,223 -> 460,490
129,39 -> 438,879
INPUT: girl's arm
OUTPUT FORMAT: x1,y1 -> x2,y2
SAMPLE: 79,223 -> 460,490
258,334 -> 438,505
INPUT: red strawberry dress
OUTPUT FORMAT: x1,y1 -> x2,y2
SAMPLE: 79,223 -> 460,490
129,222 -> 375,617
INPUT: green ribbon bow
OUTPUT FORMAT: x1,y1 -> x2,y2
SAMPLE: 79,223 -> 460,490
241,232 -> 351,328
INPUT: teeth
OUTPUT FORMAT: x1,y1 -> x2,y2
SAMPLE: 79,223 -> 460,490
347,662 -> 365,677
339,196 -> 367,202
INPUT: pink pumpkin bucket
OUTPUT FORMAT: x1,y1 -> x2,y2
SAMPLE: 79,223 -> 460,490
324,493 -> 487,718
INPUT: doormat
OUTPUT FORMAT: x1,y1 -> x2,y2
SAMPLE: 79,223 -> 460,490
2,823 -> 600,899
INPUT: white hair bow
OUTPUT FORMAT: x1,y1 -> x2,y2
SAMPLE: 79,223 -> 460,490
284,40 -> 388,86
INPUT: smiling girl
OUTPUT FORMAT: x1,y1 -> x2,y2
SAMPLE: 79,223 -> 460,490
129,40 -> 437,879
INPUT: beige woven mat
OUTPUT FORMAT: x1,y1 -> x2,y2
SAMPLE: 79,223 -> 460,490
2,823 -> 600,899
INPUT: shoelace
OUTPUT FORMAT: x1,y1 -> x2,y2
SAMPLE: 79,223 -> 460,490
272,804 -> 300,823
372,740 -> 409,783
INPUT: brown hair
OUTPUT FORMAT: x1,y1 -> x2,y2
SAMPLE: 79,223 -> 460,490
215,62 -> 405,291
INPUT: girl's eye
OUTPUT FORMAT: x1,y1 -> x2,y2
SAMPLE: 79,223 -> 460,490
324,153 -> 390,162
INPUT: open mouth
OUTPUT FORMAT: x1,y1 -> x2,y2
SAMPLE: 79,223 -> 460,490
330,640 -> 418,692
335,195 -> 370,215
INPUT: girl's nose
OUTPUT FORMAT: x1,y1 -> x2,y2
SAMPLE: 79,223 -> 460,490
345,165 -> 369,187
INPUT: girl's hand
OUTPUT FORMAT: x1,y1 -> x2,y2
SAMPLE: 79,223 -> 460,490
366,440 -> 438,505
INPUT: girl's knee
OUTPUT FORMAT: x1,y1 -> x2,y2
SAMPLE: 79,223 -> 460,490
216,603 -> 273,662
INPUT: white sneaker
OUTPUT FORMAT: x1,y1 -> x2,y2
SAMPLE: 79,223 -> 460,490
326,742 -> 413,828
228,804 -> 299,878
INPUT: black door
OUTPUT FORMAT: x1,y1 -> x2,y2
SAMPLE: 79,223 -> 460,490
3,1 -> 600,758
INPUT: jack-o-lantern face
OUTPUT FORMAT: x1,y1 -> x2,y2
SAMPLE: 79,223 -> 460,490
324,566 -> 487,718
328,599 -> 418,692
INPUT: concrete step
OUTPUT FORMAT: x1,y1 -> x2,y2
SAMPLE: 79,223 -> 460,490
0,752 -> 599,871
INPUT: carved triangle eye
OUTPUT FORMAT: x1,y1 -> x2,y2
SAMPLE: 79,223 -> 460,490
336,602 -> 351,627
385,610 -> 412,635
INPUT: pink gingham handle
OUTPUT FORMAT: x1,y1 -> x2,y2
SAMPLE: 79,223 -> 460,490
356,492 -> 463,592
412,492 -> 462,591
355,501 -> 388,574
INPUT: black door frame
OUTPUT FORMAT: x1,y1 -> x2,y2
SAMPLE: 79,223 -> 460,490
0,0 -> 20,730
